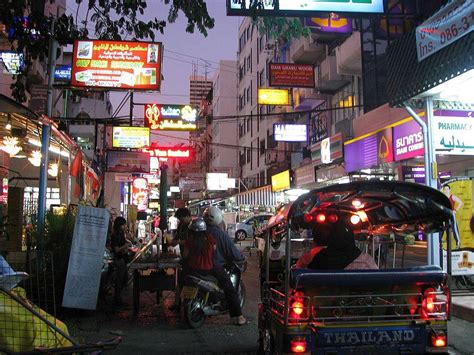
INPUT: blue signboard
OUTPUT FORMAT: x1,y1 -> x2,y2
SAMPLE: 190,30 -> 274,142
54,65 -> 72,82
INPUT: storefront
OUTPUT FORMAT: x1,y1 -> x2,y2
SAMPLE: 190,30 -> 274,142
0,94 -> 90,252
294,132 -> 348,189
386,0 -> 473,267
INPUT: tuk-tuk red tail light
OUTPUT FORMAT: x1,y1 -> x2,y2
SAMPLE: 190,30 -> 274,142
289,292 -> 308,321
290,338 -> 307,353
421,287 -> 437,319
431,333 -> 447,347
303,213 -> 313,223
291,301 -> 304,316
315,213 -> 326,223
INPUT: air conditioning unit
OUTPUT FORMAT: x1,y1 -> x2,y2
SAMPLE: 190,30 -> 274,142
265,151 -> 278,165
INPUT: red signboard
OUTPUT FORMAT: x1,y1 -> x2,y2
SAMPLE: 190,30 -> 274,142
71,40 -> 162,90
269,63 -> 315,88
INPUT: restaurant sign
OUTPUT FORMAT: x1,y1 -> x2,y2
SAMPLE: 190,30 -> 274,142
269,63 -> 314,88
274,123 -> 307,142
145,146 -> 193,160
71,40 -> 162,90
144,104 -> 197,131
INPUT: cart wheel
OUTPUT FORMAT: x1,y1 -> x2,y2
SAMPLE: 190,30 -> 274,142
133,270 -> 140,315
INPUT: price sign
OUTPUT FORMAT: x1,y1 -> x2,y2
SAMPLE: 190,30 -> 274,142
416,0 -> 473,62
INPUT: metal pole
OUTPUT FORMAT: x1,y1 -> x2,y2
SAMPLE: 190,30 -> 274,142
37,20 -> 57,254
404,100 -> 439,266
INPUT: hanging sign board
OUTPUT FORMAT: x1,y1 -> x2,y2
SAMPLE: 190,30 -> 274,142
258,88 -> 290,105
63,206 -> 110,310
274,123 -> 307,142
0,52 -> 24,75
433,112 -> 474,155
269,63 -> 314,88
271,170 -> 290,192
107,151 -> 150,173
112,126 -> 150,148
145,146 -> 193,160
227,0 -> 384,16
71,40 -> 162,90
304,15 -> 352,34
132,177 -> 149,211
416,0 -> 473,62
144,104 -> 197,131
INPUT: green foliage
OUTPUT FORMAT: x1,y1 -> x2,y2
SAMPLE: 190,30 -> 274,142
42,209 -> 77,305
0,0 -> 215,102
254,17 -> 311,43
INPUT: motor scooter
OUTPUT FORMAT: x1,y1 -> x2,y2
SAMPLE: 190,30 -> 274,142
181,262 -> 246,328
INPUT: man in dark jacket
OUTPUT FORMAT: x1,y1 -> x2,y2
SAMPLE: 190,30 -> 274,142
204,207 -> 248,326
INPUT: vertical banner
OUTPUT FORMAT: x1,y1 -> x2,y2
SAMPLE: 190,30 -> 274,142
442,179 -> 474,275
63,206 -> 110,309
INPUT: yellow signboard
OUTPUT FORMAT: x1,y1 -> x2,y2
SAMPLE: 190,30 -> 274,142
258,88 -> 290,106
112,126 -> 150,148
271,170 -> 290,192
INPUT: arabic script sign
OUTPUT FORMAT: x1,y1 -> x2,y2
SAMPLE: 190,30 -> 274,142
144,104 -> 197,131
71,40 -> 162,90
416,0 -> 473,62
433,112 -> 474,155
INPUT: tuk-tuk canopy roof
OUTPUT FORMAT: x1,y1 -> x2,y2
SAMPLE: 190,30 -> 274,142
289,181 -> 453,235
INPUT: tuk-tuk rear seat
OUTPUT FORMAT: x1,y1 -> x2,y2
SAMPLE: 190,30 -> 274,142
290,265 -> 446,290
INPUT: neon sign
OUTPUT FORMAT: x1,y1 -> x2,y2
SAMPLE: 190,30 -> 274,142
145,147 -> 193,159
144,104 -> 197,131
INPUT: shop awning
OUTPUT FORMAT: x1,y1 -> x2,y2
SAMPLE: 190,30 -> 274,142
387,29 -> 473,107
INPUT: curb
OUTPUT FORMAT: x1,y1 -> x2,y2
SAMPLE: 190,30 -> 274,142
451,295 -> 474,323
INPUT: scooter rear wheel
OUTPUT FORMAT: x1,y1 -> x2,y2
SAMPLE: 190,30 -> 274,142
182,292 -> 206,329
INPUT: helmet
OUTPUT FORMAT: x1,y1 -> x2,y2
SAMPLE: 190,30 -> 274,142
188,217 -> 207,232
203,206 -> 223,226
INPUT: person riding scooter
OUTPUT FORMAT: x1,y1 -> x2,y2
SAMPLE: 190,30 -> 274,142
203,207 -> 248,326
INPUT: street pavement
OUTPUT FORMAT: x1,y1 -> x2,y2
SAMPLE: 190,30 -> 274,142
62,240 -> 474,354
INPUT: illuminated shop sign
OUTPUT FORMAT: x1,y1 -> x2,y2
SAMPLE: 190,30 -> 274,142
269,63 -> 314,88
144,103 -> 197,131
145,147 -> 193,159
433,111 -> 474,155
71,40 -> 162,90
271,170 -> 290,192
227,0 -> 384,16
258,88 -> 290,106
274,123 -> 307,142
112,126 -> 150,148
54,65 -> 72,82
206,173 -> 233,191
393,118 -> 424,161
0,52 -> 24,75
344,128 -> 393,172
132,177 -> 149,211
304,15 -> 352,34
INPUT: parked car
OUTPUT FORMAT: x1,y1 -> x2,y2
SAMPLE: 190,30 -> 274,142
234,214 -> 272,241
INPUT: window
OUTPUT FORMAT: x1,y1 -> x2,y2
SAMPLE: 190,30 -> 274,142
246,118 -> 250,132
246,27 -> 250,40
259,69 -> 265,87
247,55 -> 251,73
250,142 -> 253,170
246,87 -> 250,103
246,148 -> 251,164
260,138 -> 266,155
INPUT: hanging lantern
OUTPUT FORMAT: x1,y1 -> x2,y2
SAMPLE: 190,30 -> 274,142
48,163 -> 59,177
0,136 -> 22,157
28,150 -> 42,167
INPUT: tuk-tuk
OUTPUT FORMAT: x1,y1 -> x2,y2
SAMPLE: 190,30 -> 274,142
258,181 -> 453,354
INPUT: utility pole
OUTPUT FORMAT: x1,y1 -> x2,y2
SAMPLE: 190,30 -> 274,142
37,19 -> 57,255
